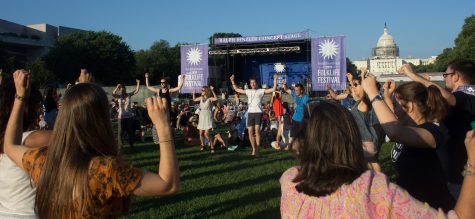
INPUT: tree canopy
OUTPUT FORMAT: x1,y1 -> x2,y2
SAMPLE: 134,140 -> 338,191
433,15 -> 475,71
45,31 -> 136,85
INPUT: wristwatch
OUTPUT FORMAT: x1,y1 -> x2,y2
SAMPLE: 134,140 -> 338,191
370,94 -> 384,104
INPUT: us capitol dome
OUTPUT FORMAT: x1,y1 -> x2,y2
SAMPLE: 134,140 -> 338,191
352,24 -> 437,76
371,23 -> 399,59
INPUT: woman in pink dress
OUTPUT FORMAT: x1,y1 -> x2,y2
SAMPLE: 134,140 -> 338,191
280,100 -> 475,218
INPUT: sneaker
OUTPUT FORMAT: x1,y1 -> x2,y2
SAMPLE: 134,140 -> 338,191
271,141 -> 280,150
227,145 -> 238,151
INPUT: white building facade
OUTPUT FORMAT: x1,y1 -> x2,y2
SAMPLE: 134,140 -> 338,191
352,24 -> 437,77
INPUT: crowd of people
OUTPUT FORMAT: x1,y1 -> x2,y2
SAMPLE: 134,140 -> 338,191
0,59 -> 475,218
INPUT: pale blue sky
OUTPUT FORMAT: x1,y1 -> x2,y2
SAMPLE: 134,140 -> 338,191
3,0 -> 474,60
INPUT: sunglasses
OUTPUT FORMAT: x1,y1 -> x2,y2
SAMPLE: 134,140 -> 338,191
443,72 -> 455,78
160,81 -> 166,84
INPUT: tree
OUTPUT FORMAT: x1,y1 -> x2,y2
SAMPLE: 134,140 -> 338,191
434,15 -> 475,71
26,59 -> 56,89
208,32 -> 242,47
135,40 -> 183,86
45,31 -> 136,85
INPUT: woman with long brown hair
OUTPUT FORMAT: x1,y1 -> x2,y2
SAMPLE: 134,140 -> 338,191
280,99 -> 475,218
192,86 -> 218,153
4,70 -> 179,218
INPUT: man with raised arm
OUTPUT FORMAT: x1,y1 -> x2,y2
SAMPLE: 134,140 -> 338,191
230,74 -> 277,156
282,80 -> 309,151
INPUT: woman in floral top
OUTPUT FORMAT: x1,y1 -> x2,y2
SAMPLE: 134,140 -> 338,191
4,70 -> 179,218
281,100 -> 475,218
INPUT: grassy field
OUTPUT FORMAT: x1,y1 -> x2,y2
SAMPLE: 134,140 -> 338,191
120,128 -> 396,218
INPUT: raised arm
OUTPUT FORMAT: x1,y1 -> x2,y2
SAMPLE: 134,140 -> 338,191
399,64 -> 456,106
230,74 -> 246,94
362,74 -> 437,149
454,130 -> 475,218
209,86 -> 219,102
130,79 -> 141,96
112,84 -> 121,98
133,96 -> 180,196
192,89 -> 201,102
282,80 -> 292,94
326,84 -> 349,100
4,70 -> 31,169
264,74 -> 278,94
383,79 -> 396,112
346,72 -> 355,88
145,73 -> 160,93
169,75 -> 185,93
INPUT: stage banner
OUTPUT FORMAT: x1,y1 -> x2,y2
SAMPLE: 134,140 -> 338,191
311,36 -> 346,91
180,44 -> 209,93
214,32 -> 308,45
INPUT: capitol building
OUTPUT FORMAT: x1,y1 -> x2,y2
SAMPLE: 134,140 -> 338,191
352,24 -> 437,77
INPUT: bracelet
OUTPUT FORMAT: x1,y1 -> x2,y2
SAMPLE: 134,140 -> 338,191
158,139 -> 173,144
14,94 -> 27,102
465,162 -> 475,169
462,170 -> 475,176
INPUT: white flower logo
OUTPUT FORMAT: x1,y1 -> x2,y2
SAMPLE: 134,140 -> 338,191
274,63 -> 286,73
186,47 -> 202,65
318,39 -> 339,60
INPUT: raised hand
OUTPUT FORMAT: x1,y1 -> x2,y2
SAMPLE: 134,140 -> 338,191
360,67 -> 368,75
145,96 -> 170,130
398,64 -> 416,76
13,69 -> 30,98
465,130 -> 475,164
78,69 -> 94,83
192,89 -> 195,95
383,79 -> 396,94
230,74 -> 235,83
274,74 -> 278,80
325,84 -> 331,91
361,74 -> 379,97
136,79 -> 140,84
210,85 -> 214,91
145,73 -> 149,78
346,72 -> 354,82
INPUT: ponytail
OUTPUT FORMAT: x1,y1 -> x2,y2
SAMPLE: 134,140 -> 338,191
426,85 -> 449,122
395,82 -> 449,123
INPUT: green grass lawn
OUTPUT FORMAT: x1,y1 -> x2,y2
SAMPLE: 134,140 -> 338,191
119,127 -> 396,218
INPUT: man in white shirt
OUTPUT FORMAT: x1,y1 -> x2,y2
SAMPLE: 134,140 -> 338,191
230,74 -> 277,156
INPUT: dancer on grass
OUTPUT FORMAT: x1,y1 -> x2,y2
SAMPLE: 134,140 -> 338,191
230,74 -> 277,156
192,86 -> 218,153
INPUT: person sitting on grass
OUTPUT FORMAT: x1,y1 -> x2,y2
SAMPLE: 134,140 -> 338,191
4,70 -> 179,218
183,119 -> 200,146
280,99 -> 475,218
213,118 -> 241,151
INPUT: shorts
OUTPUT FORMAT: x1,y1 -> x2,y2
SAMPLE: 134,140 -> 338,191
290,120 -> 303,138
247,113 -> 262,127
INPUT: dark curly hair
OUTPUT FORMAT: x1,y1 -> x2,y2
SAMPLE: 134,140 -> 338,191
0,77 -> 43,153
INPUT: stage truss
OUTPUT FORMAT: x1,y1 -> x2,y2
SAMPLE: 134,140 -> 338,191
209,46 -> 301,55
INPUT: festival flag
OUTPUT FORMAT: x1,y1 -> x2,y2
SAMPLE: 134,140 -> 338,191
311,36 -> 346,91
180,44 -> 209,93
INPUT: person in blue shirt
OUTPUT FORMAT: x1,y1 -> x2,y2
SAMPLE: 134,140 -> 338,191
283,81 -> 309,151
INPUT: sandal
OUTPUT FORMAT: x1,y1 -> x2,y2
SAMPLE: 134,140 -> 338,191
200,145 -> 205,151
